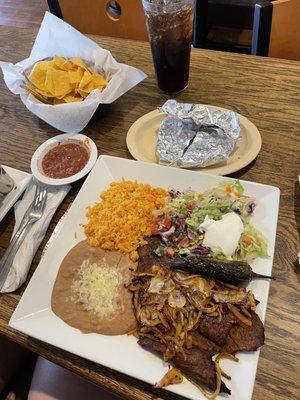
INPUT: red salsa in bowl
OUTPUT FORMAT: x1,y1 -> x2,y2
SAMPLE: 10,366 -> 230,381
41,142 -> 90,179
31,134 -> 98,186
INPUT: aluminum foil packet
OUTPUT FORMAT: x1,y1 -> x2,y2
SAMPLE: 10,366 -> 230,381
156,100 -> 241,168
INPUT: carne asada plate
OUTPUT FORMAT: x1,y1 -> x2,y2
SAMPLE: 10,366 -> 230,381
10,156 -> 280,400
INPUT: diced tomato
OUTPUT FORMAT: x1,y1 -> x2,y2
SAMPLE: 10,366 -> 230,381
151,224 -> 159,235
243,235 -> 253,247
178,237 -> 190,248
163,216 -> 172,229
151,218 -> 160,234
225,184 -> 233,194
187,202 -> 196,211
167,247 -> 175,257
153,215 -> 161,224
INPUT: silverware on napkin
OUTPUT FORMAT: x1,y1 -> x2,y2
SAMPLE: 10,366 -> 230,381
0,166 -> 15,203
0,183 -> 48,290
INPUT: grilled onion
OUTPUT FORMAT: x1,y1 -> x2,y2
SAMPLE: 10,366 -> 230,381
168,290 -> 186,308
228,303 -> 252,326
212,289 -> 247,304
155,367 -> 183,388
148,276 -> 175,294
130,263 -> 256,397
215,353 -> 239,380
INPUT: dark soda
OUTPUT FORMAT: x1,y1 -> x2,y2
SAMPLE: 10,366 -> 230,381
143,1 -> 194,94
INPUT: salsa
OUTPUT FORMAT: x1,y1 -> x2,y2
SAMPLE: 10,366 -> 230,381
41,141 -> 90,179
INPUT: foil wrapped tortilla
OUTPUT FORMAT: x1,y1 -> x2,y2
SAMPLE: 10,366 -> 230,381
156,100 -> 241,168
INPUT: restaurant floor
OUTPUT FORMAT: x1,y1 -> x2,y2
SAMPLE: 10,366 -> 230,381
0,0 -> 48,28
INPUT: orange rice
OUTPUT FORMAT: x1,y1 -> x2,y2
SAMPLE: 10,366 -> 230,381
84,180 -> 167,261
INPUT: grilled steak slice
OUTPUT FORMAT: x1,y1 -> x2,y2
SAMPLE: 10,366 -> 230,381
221,312 -> 265,354
198,313 -> 236,345
173,347 -> 229,393
139,337 -> 166,353
190,332 -> 220,353
137,236 -> 171,272
138,337 -> 230,394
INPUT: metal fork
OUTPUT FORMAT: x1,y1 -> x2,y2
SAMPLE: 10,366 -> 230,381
0,183 -> 48,290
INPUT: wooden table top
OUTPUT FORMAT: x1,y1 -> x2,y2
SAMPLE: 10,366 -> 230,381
0,25 -> 299,400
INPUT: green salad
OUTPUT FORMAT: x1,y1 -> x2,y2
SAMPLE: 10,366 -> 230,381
153,180 -> 268,262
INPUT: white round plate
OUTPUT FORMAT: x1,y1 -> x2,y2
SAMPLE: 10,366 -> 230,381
126,106 -> 262,176
31,133 -> 98,185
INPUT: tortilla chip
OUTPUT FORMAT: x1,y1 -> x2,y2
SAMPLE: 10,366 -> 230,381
28,56 -> 107,104
33,60 -> 56,71
82,81 -> 96,93
34,87 -> 56,98
28,65 -> 47,91
53,98 -> 65,105
45,69 -> 73,97
92,72 -> 108,89
70,57 -> 89,70
63,94 -> 83,103
78,70 -> 93,90
68,68 -> 84,84
76,89 -> 89,98
53,55 -> 74,71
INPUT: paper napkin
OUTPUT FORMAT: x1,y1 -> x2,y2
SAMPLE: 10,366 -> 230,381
1,180 -> 70,293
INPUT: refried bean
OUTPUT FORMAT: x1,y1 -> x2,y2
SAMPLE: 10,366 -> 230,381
51,241 -> 137,335
41,141 -> 89,179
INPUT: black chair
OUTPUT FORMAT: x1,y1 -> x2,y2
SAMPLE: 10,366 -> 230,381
193,0 -> 273,56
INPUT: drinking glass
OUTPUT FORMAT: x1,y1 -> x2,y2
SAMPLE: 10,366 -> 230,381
142,0 -> 195,94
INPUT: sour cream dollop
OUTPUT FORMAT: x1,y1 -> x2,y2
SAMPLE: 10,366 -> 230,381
199,212 -> 244,257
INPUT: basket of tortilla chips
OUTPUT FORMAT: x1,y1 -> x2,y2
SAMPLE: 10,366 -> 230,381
0,12 -> 146,133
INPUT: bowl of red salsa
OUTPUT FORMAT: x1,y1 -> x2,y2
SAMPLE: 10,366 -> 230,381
31,134 -> 98,185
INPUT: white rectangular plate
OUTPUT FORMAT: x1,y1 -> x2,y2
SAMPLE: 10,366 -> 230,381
10,155 -> 280,400
0,165 -> 31,223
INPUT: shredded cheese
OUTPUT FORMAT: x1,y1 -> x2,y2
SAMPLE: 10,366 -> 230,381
71,260 -> 121,316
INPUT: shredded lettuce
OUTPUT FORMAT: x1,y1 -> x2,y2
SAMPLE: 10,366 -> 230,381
235,222 -> 268,261
233,180 -> 244,196
186,197 -> 238,229
203,180 -> 255,219
178,248 -> 192,256
164,190 -> 197,214
154,245 -> 167,257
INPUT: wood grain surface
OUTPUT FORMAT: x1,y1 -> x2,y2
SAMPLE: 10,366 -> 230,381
0,26 -> 299,400
0,0 -> 48,29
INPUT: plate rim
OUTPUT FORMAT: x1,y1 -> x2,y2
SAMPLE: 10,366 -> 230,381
126,106 -> 262,176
